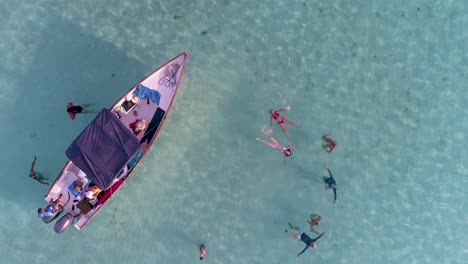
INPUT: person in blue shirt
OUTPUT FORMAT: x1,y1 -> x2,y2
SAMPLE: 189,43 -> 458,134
285,222 -> 325,257
323,166 -> 337,204
37,194 -> 62,219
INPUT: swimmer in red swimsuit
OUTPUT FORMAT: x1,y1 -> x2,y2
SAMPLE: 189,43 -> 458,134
322,133 -> 336,153
269,107 -> 300,140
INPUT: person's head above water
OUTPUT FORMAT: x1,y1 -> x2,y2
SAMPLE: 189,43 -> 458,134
331,183 -> 337,188
284,148 -> 292,156
310,242 -> 316,248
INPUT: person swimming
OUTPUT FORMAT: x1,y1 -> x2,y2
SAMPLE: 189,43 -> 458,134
29,156 -> 49,185
269,107 -> 300,140
285,222 -> 325,257
199,244 -> 206,260
66,102 -> 97,120
323,166 -> 337,204
256,128 -> 296,166
307,214 -> 322,235
322,133 -> 336,153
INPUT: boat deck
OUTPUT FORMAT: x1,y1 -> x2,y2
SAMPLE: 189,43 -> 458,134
43,52 -> 187,232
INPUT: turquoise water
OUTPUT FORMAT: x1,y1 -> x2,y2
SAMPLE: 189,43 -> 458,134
0,0 -> 466,263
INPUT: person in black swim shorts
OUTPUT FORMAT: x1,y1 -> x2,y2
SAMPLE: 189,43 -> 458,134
285,222 -> 325,257
66,102 -> 97,120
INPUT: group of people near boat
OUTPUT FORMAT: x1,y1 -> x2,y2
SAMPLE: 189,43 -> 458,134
256,107 -> 337,257
33,102 -> 338,259
35,100 -> 154,221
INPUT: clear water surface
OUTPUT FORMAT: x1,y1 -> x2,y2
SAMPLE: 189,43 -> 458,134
0,0 -> 466,263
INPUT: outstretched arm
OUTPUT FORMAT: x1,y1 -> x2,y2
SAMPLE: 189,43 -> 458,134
269,116 -> 274,130
275,108 -> 289,113
312,232 -> 325,242
325,166 -> 332,177
297,245 -> 309,257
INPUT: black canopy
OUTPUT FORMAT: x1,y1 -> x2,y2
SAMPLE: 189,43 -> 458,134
66,109 -> 140,190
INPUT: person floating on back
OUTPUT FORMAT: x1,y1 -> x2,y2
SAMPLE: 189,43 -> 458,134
323,166 -> 337,204
322,132 -> 336,153
285,222 -> 325,257
66,102 -> 97,120
199,244 -> 206,260
307,214 -> 322,235
269,107 -> 300,140
256,128 -> 296,166
29,156 -> 49,185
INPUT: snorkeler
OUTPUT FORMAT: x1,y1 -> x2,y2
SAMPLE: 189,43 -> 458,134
323,166 -> 337,204
29,156 -> 49,185
285,222 -> 325,257
322,132 -> 336,153
66,102 -> 97,120
307,214 -> 322,235
269,107 -> 300,140
256,128 -> 296,166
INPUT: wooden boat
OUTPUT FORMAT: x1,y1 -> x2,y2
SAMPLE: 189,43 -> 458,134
42,52 -> 188,232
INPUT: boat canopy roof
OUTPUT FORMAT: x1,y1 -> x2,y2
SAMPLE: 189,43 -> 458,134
66,108 -> 141,190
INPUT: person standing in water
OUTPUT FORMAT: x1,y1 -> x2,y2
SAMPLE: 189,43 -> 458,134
256,128 -> 296,166
323,166 -> 337,204
29,156 -> 49,185
269,107 -> 300,140
66,102 -> 97,120
307,214 -> 322,235
322,132 -> 336,153
285,222 -> 325,257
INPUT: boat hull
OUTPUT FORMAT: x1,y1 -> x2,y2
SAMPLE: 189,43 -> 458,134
43,52 -> 188,232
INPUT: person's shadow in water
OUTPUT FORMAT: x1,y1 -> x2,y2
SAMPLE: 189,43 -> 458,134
0,13 -> 160,209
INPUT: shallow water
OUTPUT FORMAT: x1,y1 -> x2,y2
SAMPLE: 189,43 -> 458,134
0,0 -> 466,263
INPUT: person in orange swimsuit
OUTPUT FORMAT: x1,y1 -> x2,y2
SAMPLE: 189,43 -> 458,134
269,107 -> 300,140
322,133 -> 336,153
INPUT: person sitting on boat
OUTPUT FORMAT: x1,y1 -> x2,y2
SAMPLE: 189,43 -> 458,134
129,119 -> 149,136
66,102 -> 97,120
74,179 -> 84,193
85,185 -> 102,200
37,193 -> 63,219
115,95 -> 141,114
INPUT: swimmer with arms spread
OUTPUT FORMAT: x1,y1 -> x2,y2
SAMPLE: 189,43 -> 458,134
323,166 -> 337,204
256,128 -> 295,166
269,107 -> 300,140
285,222 -> 325,257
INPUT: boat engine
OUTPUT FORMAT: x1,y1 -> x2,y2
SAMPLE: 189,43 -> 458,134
54,213 -> 75,233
